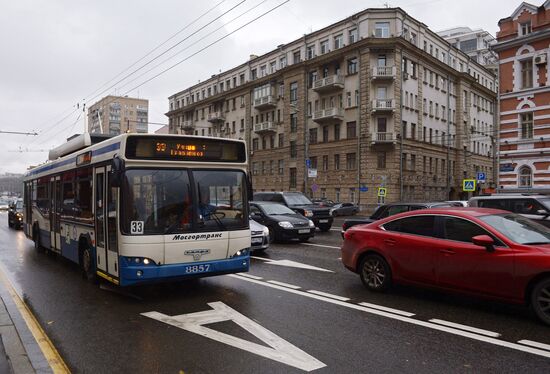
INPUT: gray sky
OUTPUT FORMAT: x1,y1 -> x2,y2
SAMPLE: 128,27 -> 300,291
0,0 -> 524,174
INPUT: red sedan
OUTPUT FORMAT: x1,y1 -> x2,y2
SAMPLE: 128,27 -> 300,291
341,208 -> 550,325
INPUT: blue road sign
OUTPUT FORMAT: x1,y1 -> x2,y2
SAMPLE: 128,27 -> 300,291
306,159 -> 311,168
359,185 -> 368,192
477,172 -> 486,183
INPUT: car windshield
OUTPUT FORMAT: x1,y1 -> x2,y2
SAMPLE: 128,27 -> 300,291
16,201 -> 23,211
284,193 -> 313,205
479,213 -> 550,245
123,169 -> 247,235
539,197 -> 550,210
261,204 -> 296,215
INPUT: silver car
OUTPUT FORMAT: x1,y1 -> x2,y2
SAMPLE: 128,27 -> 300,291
250,219 -> 269,252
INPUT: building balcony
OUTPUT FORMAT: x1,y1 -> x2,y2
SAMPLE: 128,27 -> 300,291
180,120 -> 194,131
312,107 -> 344,123
371,132 -> 396,144
253,95 -> 277,110
372,66 -> 396,79
313,75 -> 345,93
372,99 -> 395,112
207,111 -> 225,123
254,121 -> 277,134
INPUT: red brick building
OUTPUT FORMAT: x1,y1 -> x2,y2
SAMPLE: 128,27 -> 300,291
494,1 -> 550,192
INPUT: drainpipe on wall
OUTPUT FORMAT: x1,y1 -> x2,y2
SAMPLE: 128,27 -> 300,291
354,18 -> 361,208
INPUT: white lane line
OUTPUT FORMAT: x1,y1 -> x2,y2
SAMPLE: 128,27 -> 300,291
358,302 -> 415,317
329,228 -> 341,232
267,280 -> 301,290
518,340 -> 550,352
307,290 -> 350,301
429,319 -> 501,338
238,273 -> 263,280
250,256 -> 270,261
228,274 -> 550,359
300,243 -> 341,249
250,257 -> 334,273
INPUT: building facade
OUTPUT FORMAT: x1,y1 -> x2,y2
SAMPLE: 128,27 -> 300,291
88,95 -> 149,135
494,1 -> 550,193
438,27 -> 498,67
166,7 -> 497,208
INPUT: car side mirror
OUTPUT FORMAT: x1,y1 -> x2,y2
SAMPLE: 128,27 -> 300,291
250,212 -> 262,219
536,209 -> 549,217
472,235 -> 495,252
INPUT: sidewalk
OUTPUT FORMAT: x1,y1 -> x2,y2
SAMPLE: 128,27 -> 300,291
0,269 -> 54,374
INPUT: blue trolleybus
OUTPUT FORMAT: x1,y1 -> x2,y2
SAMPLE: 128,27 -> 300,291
23,133 -> 251,286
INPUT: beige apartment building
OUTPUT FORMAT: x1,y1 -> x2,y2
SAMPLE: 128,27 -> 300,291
88,95 -> 149,135
166,7 -> 498,208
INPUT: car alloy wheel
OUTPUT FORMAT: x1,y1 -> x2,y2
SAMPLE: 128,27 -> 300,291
532,278 -> 550,325
360,254 -> 391,292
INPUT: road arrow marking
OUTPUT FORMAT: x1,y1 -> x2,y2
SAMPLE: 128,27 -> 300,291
251,257 -> 333,273
142,302 -> 326,372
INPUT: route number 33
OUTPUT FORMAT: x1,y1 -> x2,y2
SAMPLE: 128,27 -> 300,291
131,221 -> 144,234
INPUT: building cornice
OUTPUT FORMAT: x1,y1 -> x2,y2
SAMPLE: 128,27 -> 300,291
493,29 -> 550,51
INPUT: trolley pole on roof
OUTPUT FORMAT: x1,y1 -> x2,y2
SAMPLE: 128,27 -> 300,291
0,130 -> 38,135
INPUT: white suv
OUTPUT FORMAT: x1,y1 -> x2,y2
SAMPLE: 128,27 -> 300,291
468,194 -> 550,227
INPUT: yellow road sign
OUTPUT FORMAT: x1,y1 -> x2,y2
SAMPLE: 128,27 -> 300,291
463,179 -> 476,192
377,187 -> 387,197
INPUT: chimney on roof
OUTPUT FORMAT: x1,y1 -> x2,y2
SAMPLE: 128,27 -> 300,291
250,54 -> 258,61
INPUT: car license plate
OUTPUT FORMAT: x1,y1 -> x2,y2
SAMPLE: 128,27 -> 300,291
184,264 -> 211,274
251,237 -> 263,244
319,219 -> 329,223
298,229 -> 310,234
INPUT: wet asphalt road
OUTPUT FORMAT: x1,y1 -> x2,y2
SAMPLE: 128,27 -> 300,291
0,212 -> 549,373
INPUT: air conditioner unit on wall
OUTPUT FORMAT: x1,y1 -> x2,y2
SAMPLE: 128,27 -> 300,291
534,53 -> 547,65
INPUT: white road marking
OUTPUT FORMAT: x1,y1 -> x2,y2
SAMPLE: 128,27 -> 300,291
518,340 -> 550,352
267,280 -> 301,290
250,257 -> 333,273
238,273 -> 263,280
429,319 -> 501,338
142,302 -> 326,372
228,274 -> 550,359
358,302 -> 415,317
307,290 -> 350,301
300,243 -> 341,249
329,228 -> 341,232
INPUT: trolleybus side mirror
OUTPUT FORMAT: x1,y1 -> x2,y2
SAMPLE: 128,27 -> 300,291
247,173 -> 253,201
110,156 -> 125,188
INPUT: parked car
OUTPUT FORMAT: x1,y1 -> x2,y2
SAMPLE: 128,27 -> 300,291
330,203 -> 359,216
341,202 -> 457,236
253,191 -> 333,231
341,207 -> 550,325
249,201 -> 315,243
446,200 -> 468,207
250,219 -> 270,252
469,194 -> 550,227
312,198 -> 335,207
8,199 -> 24,229
0,199 -> 9,211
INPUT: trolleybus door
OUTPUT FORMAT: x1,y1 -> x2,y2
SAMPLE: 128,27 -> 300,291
49,176 -> 61,252
94,167 -> 107,272
106,165 -> 119,277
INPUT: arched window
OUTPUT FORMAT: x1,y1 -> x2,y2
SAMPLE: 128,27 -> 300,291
518,165 -> 532,188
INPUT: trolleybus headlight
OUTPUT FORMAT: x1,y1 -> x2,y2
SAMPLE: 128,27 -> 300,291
234,249 -> 249,257
126,257 -> 155,265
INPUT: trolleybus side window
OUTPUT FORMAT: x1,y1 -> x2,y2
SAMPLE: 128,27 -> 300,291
61,171 -> 75,220
36,177 -> 50,216
75,167 -> 93,224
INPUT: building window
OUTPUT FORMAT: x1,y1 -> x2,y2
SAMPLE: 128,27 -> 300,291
322,126 -> 329,143
290,113 -> 298,132
269,160 -> 274,175
307,45 -> 315,60
278,160 -> 284,175
251,68 -> 257,80
322,155 -> 328,171
334,124 -> 340,141
346,121 -> 357,138
347,57 -> 358,75
521,59 -> 533,89
335,188 -> 341,202
290,82 -> 298,102
252,162 -> 258,175
278,133 -> 284,147
410,154 -> 416,171
309,128 -> 318,144
519,165 -> 532,188
521,113 -> 534,139
520,21 -> 532,36
375,22 -> 390,38
289,168 -> 297,188
377,152 -> 386,169
310,156 -> 318,170
290,141 -> 297,158
320,40 -> 329,54
252,138 -> 258,151
280,56 -> 287,68
334,154 -> 340,170
334,34 -> 343,49
346,153 -> 356,169
349,28 -> 357,44
293,50 -> 301,64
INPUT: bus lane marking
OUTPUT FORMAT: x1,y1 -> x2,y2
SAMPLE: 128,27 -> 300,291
250,257 -> 333,273
267,280 -> 301,289
307,290 -> 350,301
227,274 -> 550,360
142,302 -> 326,372
299,243 -> 341,249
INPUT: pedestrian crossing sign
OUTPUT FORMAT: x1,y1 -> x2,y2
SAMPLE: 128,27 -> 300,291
463,179 -> 476,192
377,187 -> 387,197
